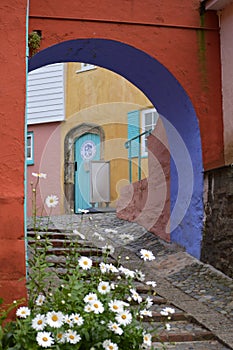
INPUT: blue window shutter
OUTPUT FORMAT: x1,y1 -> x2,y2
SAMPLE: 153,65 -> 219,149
127,110 -> 140,158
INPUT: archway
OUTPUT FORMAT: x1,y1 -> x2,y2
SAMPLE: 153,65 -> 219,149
29,38 -> 203,259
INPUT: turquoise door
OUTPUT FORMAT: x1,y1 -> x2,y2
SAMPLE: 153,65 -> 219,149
74,133 -> 100,212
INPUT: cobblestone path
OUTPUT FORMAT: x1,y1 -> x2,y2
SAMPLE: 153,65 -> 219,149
27,212 -> 233,349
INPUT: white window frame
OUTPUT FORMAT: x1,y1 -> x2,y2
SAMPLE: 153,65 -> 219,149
27,131 -> 34,165
141,108 -> 159,157
76,63 -> 96,73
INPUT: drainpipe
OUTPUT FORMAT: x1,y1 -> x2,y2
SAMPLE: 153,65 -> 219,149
24,0 -> 30,278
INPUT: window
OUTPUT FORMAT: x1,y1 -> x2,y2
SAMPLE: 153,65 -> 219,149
141,108 -> 159,156
76,63 -> 96,73
27,131 -> 34,165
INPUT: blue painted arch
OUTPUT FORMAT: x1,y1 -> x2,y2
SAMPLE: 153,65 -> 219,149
29,38 -> 203,259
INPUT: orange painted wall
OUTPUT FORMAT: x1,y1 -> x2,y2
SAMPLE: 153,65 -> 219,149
0,1 -> 27,304
29,0 -> 224,170
0,0 -> 224,304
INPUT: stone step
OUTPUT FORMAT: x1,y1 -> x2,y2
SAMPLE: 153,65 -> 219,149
152,340 -> 230,349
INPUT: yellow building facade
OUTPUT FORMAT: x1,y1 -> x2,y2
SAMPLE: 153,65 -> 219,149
61,62 -> 156,212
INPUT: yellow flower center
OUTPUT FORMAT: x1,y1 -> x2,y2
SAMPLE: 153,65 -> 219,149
121,314 -> 127,319
109,346 -> 114,350
69,335 -> 74,340
113,305 -> 118,310
42,337 -> 48,342
93,303 -> 99,308
52,315 -> 58,322
102,286 -> 107,290
84,260 -> 88,265
37,320 -> 43,325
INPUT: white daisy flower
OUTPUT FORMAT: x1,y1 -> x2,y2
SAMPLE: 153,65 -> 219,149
46,311 -> 64,328
35,294 -> 45,306
56,332 -> 66,344
65,330 -> 81,344
32,314 -> 47,331
145,296 -> 153,308
84,304 -> 92,313
140,309 -> 153,317
130,288 -> 142,303
99,262 -> 108,273
143,333 -> 152,347
36,331 -> 54,348
98,281 -> 111,294
135,269 -> 145,281
115,310 -> 132,326
64,314 -> 74,327
90,299 -> 104,314
71,313 -> 84,326
45,194 -> 59,208
102,244 -> 115,255
16,306 -> 31,318
146,280 -> 157,288
78,256 -> 92,270
108,321 -> 123,335
73,229 -> 85,240
84,292 -> 98,303
106,263 -> 118,273
160,307 -> 175,316
108,300 -> 125,313
119,266 -> 135,278
103,339 -> 119,350
140,249 -> 155,261
32,172 -> 47,179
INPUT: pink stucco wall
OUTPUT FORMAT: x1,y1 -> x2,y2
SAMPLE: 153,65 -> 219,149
27,122 -> 62,217
220,3 -> 233,164
117,119 -> 170,241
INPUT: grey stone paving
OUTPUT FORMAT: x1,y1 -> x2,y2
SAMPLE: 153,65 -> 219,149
27,212 -> 233,349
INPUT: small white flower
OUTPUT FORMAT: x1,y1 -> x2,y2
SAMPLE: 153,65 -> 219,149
65,330 -> 81,344
45,194 -> 59,208
71,313 -> 84,326
160,307 -> 175,316
56,332 -> 66,343
84,293 -> 98,303
103,339 -> 119,350
73,229 -> 85,240
46,311 -> 64,328
16,306 -> 31,318
119,266 -> 135,278
115,310 -> 132,326
107,263 -> 118,273
130,288 -> 142,303
36,331 -> 54,348
78,256 -> 92,270
102,244 -> 115,255
32,314 -> 47,331
90,299 -> 104,314
93,231 -> 105,241
145,296 -> 153,308
99,262 -> 108,273
84,304 -> 92,313
146,280 -> 157,288
35,294 -> 45,306
32,172 -> 47,179
108,300 -> 125,313
143,333 -> 152,347
108,321 -> 123,335
140,249 -> 155,261
64,314 -> 74,327
98,281 -> 111,294
140,309 -> 152,317
165,323 -> 171,331
135,269 -> 145,281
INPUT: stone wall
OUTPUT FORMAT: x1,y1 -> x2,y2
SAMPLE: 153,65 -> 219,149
201,166 -> 233,278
